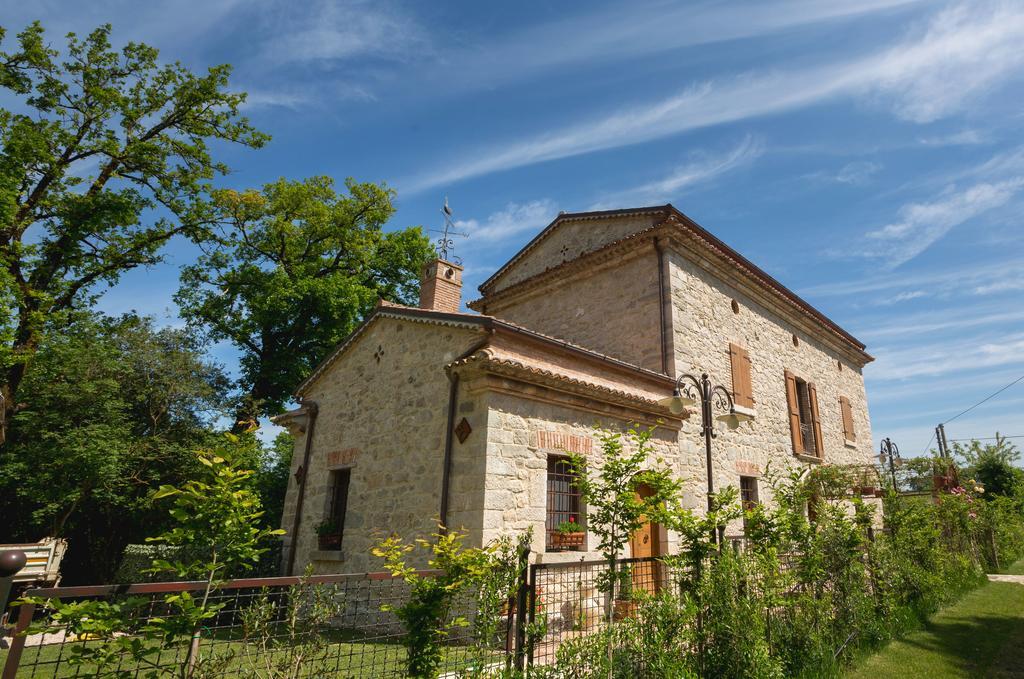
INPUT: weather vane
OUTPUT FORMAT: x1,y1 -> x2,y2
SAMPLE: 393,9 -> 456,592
430,196 -> 467,265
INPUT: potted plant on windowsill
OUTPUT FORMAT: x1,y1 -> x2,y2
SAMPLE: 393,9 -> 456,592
613,565 -> 636,621
550,516 -> 585,550
315,519 -> 342,551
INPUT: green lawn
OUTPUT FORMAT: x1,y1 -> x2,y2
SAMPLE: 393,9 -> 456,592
0,630 -> 489,678
1005,559 -> 1024,576
848,569 -> 1024,678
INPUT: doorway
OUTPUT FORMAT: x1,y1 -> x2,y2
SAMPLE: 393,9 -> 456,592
628,483 -> 664,595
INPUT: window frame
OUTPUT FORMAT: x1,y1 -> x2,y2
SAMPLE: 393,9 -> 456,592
325,468 -> 351,551
545,455 -> 585,552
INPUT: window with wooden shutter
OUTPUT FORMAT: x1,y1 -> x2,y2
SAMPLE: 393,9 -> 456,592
786,370 -> 823,458
729,343 -> 754,409
784,370 -> 803,454
807,382 -> 824,458
840,396 -> 856,442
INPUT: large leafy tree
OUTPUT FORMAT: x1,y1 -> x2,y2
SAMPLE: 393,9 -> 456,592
0,22 -> 267,442
176,176 -> 434,426
0,313 -> 231,582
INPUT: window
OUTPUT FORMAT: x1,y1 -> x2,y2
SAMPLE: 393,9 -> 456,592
784,370 -> 823,457
740,476 -> 759,532
729,343 -> 754,409
546,456 -> 583,551
327,469 -> 351,549
839,396 -> 856,443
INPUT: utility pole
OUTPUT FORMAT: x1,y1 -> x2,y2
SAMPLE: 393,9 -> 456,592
935,423 -> 949,458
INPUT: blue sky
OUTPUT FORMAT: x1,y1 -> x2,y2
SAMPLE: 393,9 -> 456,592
10,0 -> 1024,458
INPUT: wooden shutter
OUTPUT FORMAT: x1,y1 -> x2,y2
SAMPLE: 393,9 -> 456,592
840,396 -> 856,442
729,343 -> 754,409
808,382 -> 824,458
784,370 -> 803,454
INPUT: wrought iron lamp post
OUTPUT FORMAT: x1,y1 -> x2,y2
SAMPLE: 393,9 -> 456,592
878,437 -> 901,491
658,372 -> 753,545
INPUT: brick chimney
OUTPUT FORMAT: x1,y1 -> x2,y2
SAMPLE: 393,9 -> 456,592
419,258 -> 463,313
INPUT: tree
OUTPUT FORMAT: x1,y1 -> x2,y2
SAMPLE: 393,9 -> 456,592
954,433 -> 1023,499
0,312 -> 230,583
0,22 -> 267,442
175,176 -> 433,426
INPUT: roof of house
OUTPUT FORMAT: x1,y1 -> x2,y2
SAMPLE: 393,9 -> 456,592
474,204 -> 869,357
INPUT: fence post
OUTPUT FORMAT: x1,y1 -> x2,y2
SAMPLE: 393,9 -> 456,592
1,600 -> 34,679
512,544 -> 530,672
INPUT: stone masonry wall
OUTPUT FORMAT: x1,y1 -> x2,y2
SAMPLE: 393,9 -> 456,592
485,247 -> 664,371
478,390 -> 690,561
491,214 -> 660,292
665,248 -> 878,533
280,317 -> 489,574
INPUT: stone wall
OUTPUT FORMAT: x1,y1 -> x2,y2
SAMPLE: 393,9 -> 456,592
490,213 -> 661,292
280,316 -> 489,574
477,390 -> 690,562
484,247 -> 664,371
664,247 -> 877,532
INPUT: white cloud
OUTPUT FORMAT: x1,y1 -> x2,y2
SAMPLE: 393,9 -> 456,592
974,280 -> 1024,295
869,331 -> 1024,381
918,129 -> 990,147
805,257 -> 1024,298
835,161 -> 882,185
866,2 -> 1024,123
404,2 -> 1024,192
859,307 -> 1024,341
863,178 -> 1024,266
603,136 -> 764,205
454,200 -> 558,245
261,1 -> 428,64
436,0 -> 924,93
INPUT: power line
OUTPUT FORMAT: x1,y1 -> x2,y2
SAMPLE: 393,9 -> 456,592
948,434 -> 1024,442
942,373 -> 1024,426
920,432 -> 936,456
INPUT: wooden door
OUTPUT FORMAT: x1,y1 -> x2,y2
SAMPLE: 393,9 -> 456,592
629,483 -> 662,595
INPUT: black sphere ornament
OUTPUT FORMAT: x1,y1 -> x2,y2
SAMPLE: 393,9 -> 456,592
0,549 -> 26,577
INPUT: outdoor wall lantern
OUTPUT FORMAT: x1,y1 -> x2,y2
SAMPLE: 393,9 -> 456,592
659,372 -> 753,546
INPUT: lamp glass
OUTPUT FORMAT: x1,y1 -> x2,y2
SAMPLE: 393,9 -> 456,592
658,394 -> 695,415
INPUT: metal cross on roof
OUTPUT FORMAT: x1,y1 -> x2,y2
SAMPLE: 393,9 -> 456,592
429,196 -> 468,265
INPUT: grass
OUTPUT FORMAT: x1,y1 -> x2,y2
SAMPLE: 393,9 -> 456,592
847,564 -> 1024,679
1005,559 -> 1024,576
0,629 -> 488,678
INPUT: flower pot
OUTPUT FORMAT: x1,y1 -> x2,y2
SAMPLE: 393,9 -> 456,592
874,489 -> 884,498
317,532 -> 342,550
613,599 -> 637,621
550,531 -> 585,549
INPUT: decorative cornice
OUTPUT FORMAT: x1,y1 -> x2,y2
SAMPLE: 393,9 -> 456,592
451,350 -> 680,419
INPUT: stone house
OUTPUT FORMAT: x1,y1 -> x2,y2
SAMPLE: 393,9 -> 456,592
275,204 -> 876,577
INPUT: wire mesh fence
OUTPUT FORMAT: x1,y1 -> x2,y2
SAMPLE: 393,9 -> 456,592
527,556 -> 677,667
0,571 -> 496,679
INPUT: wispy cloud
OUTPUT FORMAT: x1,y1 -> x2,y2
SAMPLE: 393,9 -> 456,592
455,200 -> 558,245
405,2 -> 1024,192
835,161 -> 882,185
863,178 -> 1024,267
260,0 -> 428,65
870,331 -> 1024,381
918,129 -> 990,147
599,136 -> 764,206
867,2 -> 1024,123
436,0 -> 924,92
803,257 -> 1024,298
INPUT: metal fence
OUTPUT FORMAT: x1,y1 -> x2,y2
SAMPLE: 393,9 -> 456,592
1,555 -> 692,677
527,556 -> 674,667
0,570 -> 494,679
